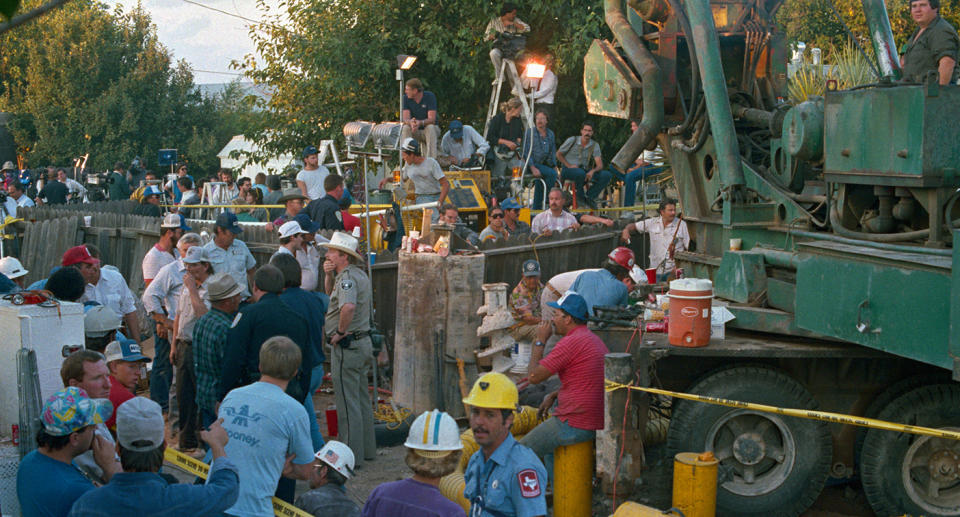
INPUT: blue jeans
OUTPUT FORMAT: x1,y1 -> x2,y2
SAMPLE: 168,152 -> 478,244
150,330 -> 173,411
529,163 -> 558,210
302,364 -> 326,451
415,193 -> 441,222
519,416 -> 596,482
618,164 -> 665,207
560,167 -> 612,205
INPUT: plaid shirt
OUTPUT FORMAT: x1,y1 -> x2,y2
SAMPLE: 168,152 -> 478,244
193,307 -> 234,411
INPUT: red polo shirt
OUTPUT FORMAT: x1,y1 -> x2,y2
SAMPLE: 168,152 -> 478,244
539,325 -> 609,430
106,375 -> 135,432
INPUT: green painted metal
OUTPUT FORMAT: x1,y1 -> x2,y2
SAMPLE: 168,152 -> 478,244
860,0 -> 902,79
715,251 -> 766,303
795,240 -> 952,369
824,86 -> 960,188
952,230 -> 960,379
682,0 -> 744,200
766,278 -> 795,313
726,305 -> 824,338
782,98 -> 823,162
583,40 -> 643,120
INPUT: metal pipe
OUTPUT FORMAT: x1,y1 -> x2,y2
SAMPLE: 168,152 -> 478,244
781,227 -> 952,256
750,248 -> 800,269
860,0 -> 902,79
605,0 -> 665,173
554,441 -> 594,516
684,0 -> 745,190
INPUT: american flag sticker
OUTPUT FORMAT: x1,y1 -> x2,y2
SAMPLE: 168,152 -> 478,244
325,450 -> 339,464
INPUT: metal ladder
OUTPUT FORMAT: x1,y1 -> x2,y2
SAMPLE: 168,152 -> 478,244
483,59 -> 535,138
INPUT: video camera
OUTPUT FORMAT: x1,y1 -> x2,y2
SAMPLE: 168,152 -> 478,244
493,31 -> 526,60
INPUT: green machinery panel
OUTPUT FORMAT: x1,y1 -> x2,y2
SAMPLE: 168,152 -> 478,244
583,40 -> 643,120
823,85 -> 960,187
795,240 -> 952,369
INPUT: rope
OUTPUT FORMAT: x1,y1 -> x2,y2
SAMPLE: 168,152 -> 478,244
374,403 -> 412,430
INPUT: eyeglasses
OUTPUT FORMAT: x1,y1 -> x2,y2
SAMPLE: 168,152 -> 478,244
491,213 -> 504,219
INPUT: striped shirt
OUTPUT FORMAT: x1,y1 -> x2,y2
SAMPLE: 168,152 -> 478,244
539,325 -> 609,430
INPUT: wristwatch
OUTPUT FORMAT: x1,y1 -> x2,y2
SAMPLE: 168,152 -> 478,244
534,341 -> 545,348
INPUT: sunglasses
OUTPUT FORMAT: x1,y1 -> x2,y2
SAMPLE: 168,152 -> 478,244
491,213 -> 504,219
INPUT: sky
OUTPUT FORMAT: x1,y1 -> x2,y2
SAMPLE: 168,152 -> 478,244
111,0 -> 282,85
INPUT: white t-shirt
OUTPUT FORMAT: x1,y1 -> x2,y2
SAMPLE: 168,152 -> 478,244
402,158 -> 444,196
296,166 -> 330,200
530,210 -> 578,234
142,244 -> 177,282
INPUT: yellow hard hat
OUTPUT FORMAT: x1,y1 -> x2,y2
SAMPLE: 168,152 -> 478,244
462,372 -> 519,410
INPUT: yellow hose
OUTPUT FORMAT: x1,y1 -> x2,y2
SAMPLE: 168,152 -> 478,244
438,470 -> 471,513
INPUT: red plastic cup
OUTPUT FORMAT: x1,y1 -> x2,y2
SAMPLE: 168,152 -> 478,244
325,406 -> 338,437
645,268 -> 657,284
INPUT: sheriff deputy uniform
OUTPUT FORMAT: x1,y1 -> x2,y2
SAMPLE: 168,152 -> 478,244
322,232 -> 377,466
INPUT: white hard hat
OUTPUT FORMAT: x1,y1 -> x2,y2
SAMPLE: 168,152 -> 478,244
0,257 -> 28,280
84,305 -> 122,337
315,441 -> 355,479
405,409 -> 462,457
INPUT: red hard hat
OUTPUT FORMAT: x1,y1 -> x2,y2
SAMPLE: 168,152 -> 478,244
607,246 -> 635,270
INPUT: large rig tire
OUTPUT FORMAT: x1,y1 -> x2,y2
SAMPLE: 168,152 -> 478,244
665,365 -> 831,517
861,383 -> 960,517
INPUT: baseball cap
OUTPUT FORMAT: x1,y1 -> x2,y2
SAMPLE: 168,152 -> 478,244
215,211 -> 243,234
182,245 -> 208,264
400,137 -> 420,154
116,397 -> 165,452
449,120 -> 464,138
105,337 -> 151,363
501,197 -> 522,210
142,185 -> 162,198
62,245 -> 99,267
41,387 -> 113,436
160,213 -> 181,229
293,213 -> 321,233
303,145 -> 319,158
278,220 -> 305,238
177,213 -> 192,232
521,259 -> 541,277
547,290 -> 589,321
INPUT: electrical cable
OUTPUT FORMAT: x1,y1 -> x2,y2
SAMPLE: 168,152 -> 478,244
825,0 -> 882,78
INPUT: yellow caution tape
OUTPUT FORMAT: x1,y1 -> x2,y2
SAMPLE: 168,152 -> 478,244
163,448 -> 313,517
605,380 -> 960,441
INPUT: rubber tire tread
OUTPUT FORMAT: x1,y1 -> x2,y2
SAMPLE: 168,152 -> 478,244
665,365 -> 831,517
854,373 -> 949,472
861,383 -> 960,517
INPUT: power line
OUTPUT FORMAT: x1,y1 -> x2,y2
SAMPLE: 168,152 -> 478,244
178,0 -> 262,25
193,68 -> 245,76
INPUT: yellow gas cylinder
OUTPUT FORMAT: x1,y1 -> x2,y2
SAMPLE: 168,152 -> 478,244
612,502 -> 683,516
554,440 -> 594,517
672,451 -> 719,517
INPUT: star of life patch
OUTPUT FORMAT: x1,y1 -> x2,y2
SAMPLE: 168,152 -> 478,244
517,469 -> 541,498
340,279 -> 354,291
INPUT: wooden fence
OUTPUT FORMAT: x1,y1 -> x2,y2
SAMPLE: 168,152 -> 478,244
14,202 -> 632,350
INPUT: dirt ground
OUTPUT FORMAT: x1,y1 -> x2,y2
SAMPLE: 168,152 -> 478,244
142,335 -> 876,516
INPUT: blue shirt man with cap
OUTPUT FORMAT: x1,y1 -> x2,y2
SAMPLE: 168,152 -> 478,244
501,197 -> 531,236
17,387 -> 116,517
297,145 -> 330,201
68,397 -> 240,517
202,211 -> 257,299
439,119 -> 489,169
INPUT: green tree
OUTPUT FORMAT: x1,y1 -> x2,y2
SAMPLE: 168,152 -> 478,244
0,0 -> 260,175
236,0 -> 624,165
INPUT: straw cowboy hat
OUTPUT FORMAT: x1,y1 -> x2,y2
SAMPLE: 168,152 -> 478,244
320,231 -> 362,260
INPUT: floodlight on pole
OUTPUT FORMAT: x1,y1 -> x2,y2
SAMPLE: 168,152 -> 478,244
397,54 -> 417,70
